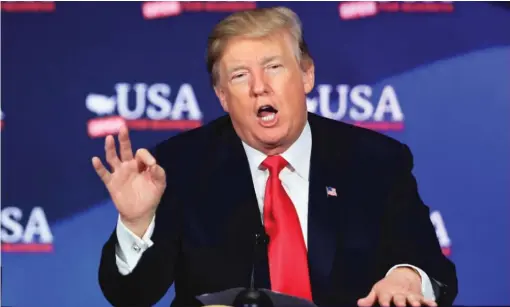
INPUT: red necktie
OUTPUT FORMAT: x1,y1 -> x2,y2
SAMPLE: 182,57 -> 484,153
261,155 -> 313,301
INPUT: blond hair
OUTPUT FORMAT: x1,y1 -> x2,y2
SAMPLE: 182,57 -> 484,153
206,6 -> 312,86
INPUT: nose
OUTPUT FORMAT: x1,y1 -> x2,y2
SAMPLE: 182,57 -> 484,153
250,69 -> 269,96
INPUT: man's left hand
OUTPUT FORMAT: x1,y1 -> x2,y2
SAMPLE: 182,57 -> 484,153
357,267 -> 437,307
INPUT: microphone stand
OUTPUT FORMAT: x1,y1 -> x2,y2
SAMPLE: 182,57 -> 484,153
233,232 -> 273,307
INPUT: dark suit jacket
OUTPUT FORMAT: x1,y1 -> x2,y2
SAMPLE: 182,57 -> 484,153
98,113 -> 458,307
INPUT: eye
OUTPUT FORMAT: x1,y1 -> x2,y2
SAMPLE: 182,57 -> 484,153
232,73 -> 246,80
268,64 -> 282,70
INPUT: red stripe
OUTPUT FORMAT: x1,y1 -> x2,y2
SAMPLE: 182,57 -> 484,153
442,247 -> 451,256
126,119 -> 201,130
353,121 -> 404,131
2,243 -> 54,253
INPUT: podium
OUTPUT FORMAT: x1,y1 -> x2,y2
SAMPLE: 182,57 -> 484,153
196,287 -> 318,307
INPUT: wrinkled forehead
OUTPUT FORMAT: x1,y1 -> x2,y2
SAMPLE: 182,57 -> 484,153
219,31 -> 296,71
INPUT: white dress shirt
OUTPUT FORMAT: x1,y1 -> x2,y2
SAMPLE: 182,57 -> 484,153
114,121 -> 436,300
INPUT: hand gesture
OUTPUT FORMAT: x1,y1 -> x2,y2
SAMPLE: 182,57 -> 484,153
92,125 -> 166,237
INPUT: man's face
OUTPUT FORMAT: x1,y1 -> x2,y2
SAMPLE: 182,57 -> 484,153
214,31 -> 314,155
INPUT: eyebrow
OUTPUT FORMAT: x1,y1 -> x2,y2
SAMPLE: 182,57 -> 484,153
226,55 -> 283,75
260,55 -> 281,65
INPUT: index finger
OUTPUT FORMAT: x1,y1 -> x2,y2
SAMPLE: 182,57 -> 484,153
118,124 -> 133,161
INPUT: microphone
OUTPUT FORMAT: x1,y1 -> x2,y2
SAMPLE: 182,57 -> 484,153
233,231 -> 273,307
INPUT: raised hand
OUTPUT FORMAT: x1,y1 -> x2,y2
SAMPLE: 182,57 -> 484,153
92,125 -> 166,237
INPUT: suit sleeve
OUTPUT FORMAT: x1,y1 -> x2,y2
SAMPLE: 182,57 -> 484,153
378,144 -> 458,306
98,147 -> 182,307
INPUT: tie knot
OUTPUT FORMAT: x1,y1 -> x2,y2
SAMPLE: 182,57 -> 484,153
261,155 -> 288,174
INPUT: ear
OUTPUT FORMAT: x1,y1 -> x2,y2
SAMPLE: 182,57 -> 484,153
301,59 -> 315,94
214,85 -> 229,112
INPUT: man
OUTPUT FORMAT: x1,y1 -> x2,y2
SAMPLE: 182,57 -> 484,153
93,6 -> 457,307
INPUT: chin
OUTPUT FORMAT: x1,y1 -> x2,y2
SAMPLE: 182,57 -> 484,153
256,130 -> 288,148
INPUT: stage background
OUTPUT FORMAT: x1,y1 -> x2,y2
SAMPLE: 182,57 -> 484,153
1,1 -> 510,306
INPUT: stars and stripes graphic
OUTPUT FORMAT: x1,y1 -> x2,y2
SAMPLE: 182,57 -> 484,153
326,186 -> 337,197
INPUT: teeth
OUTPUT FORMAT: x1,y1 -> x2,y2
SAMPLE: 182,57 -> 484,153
261,113 -> 276,122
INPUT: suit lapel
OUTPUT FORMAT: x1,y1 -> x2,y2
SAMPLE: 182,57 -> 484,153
307,114 -> 352,298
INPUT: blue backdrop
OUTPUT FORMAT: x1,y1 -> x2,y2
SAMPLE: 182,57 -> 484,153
2,1 -> 510,306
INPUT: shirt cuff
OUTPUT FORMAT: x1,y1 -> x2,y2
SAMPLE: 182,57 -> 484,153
386,264 -> 436,301
115,215 -> 155,275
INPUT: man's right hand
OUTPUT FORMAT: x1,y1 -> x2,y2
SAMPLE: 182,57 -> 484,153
92,124 -> 166,238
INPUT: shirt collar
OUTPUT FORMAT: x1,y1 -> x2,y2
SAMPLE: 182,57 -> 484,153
241,121 -> 312,180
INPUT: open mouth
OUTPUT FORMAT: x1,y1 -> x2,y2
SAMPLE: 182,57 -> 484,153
256,105 -> 279,128
257,105 -> 278,123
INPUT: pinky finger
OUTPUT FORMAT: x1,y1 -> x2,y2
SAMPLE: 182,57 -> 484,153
92,157 -> 112,185
422,298 -> 437,307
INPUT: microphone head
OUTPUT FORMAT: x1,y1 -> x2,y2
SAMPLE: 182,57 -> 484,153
233,288 -> 273,307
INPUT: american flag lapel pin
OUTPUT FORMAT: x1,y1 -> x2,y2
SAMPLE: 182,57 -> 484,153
326,186 -> 337,197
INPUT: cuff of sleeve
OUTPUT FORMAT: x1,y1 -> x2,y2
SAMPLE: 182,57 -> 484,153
115,215 -> 155,270
386,264 -> 436,301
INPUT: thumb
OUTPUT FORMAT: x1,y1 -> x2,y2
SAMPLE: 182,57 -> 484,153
357,289 -> 376,307
149,164 -> 166,184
